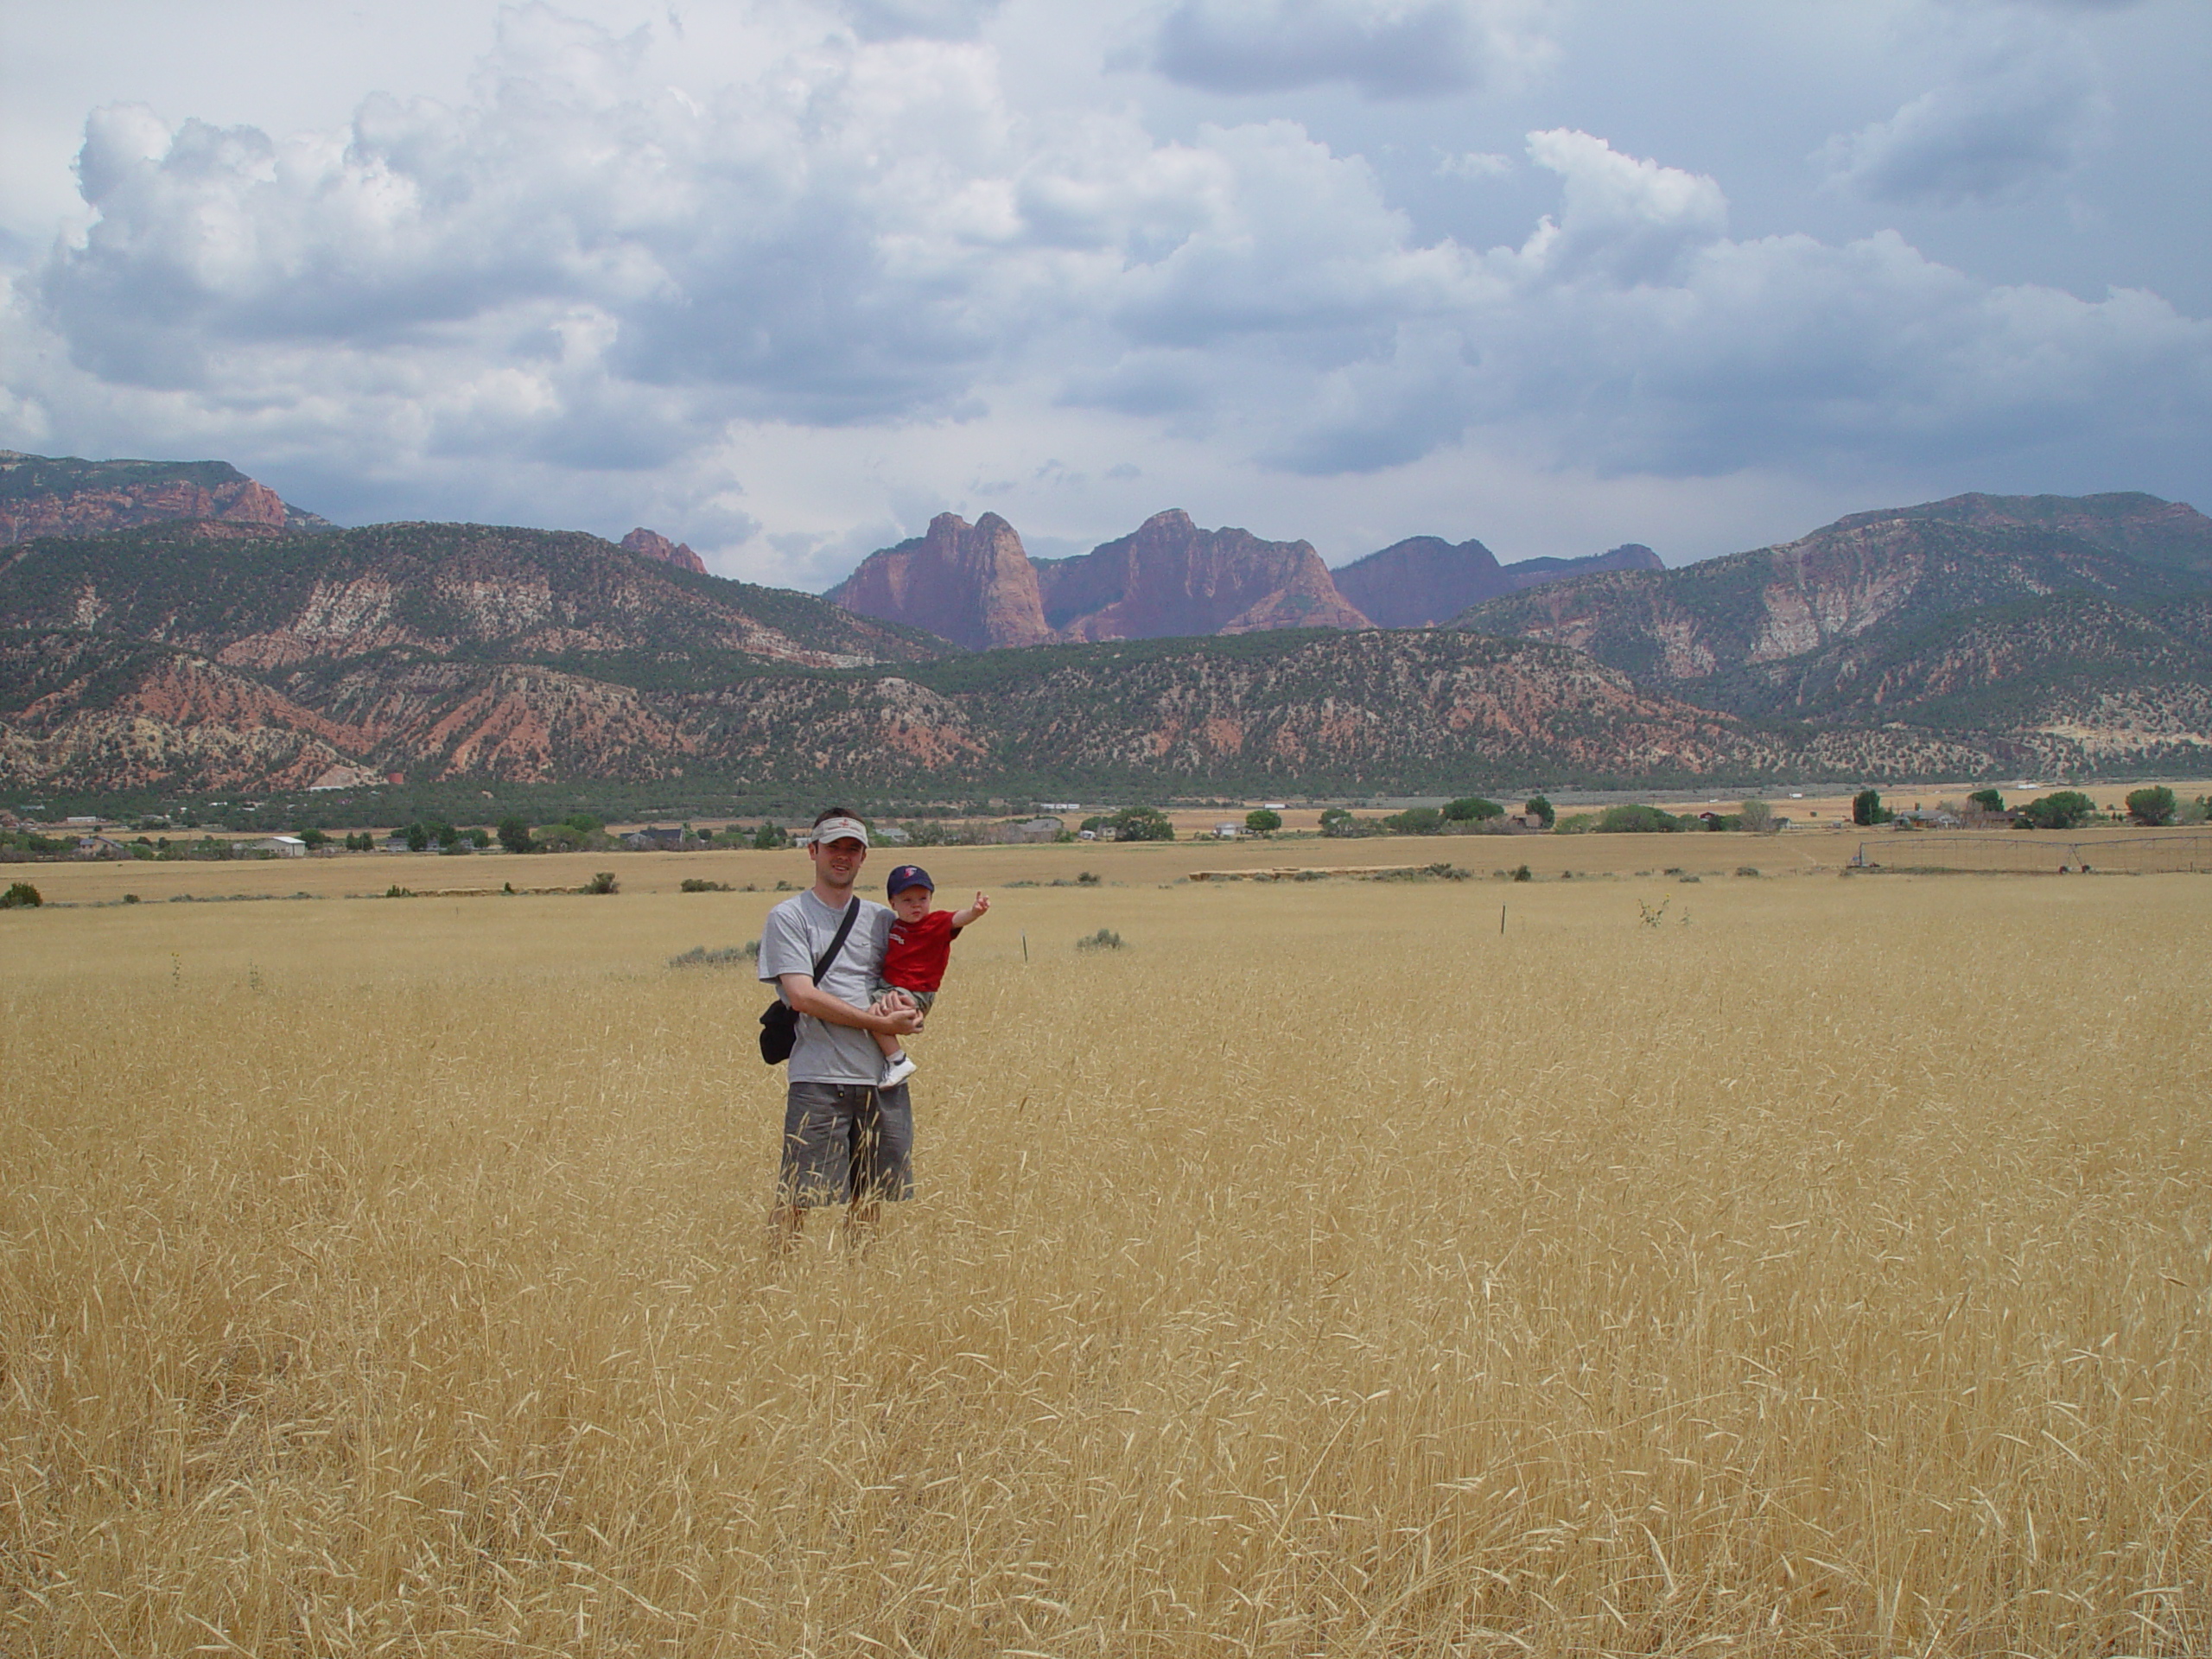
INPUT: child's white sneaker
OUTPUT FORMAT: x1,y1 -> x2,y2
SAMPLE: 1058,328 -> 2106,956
880,1053 -> 918,1088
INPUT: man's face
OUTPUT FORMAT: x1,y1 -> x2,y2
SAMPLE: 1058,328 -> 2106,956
889,885 -> 933,923
810,835 -> 867,890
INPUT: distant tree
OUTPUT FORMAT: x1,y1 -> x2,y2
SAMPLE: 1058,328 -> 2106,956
1111,806 -> 1175,842
297,827 -> 329,849
1738,799 -> 1775,835
566,811 -> 603,836
2017,790 -> 2095,830
751,821 -> 788,850
405,822 -> 429,853
1319,807 -> 1382,838
467,827 -> 492,848
1244,808 -> 1282,836
1382,806 -> 1446,836
1967,788 -> 2005,814
1593,804 -> 1683,834
1851,789 -> 1891,827
2126,785 -> 2177,826
498,816 -> 535,854
1442,796 -> 1504,823
431,821 -> 461,849
1523,795 -> 1555,829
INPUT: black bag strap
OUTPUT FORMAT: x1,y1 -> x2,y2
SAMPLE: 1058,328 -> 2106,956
810,897 -> 861,983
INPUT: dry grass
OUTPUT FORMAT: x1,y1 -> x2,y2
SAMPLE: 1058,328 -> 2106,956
2,869 -> 2208,1656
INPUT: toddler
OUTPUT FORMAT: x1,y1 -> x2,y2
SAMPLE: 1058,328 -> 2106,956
873,864 -> 989,1087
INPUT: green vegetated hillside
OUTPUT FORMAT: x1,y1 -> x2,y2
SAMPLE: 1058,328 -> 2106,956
1839,491 -> 2212,579
0,519 -> 945,667
0,448 -> 334,537
7,496 -> 2212,798
1451,495 -> 2212,771
0,453 -> 256,504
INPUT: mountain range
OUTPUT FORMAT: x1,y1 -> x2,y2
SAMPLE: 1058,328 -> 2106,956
827,508 -> 1653,649
3,451 -> 2209,798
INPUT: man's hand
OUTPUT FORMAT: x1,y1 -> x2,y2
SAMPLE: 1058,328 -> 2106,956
952,891 -> 991,928
779,974 -> 922,1035
870,988 -> 923,1033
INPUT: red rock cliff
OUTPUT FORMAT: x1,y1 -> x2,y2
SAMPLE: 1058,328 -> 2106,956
1038,510 -> 1371,641
827,512 -> 1051,650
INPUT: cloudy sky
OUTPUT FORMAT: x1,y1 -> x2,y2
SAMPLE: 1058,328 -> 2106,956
3,1 -> 2207,586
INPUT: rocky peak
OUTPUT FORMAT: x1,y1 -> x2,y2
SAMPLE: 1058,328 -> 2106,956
620,527 -> 708,574
827,511 -> 1050,651
1038,510 -> 1371,641
1330,536 -> 1505,627
1332,536 -> 1665,627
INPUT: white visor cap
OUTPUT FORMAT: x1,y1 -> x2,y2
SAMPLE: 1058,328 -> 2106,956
809,816 -> 870,847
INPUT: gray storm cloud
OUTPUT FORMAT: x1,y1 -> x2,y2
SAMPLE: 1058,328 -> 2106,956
3,1 -> 2206,559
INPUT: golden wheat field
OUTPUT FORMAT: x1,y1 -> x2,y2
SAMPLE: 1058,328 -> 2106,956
3,849 -> 2209,1656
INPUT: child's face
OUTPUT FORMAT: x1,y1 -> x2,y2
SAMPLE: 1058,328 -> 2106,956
891,885 -> 934,922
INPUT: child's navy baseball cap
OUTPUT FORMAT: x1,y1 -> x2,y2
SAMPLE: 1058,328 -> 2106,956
886,864 -> 934,896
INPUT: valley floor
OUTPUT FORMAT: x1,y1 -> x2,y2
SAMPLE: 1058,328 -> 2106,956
3,861 -> 2208,1654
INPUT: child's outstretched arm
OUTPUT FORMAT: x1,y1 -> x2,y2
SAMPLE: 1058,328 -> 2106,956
951,892 -> 990,928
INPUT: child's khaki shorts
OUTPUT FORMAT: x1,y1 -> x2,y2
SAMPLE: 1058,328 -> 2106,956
874,982 -> 938,1013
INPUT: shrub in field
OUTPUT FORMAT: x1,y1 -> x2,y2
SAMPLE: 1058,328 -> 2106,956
1511,864 -> 1533,882
1076,927 -> 1124,950
669,943 -> 759,968
1737,867 -> 1761,877
1243,809 -> 1281,836
581,872 -> 619,895
680,878 -> 734,893
2,880 -> 43,908
1076,870 -> 1101,886
2126,786 -> 2177,826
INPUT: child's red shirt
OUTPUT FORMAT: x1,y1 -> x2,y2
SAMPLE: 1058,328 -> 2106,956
880,909 -> 962,992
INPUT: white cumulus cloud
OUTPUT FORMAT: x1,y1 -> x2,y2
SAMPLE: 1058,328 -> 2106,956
1149,0 -> 1559,99
2,4 -> 2206,579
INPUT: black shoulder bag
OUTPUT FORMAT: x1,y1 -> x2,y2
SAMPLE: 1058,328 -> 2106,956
759,898 -> 861,1065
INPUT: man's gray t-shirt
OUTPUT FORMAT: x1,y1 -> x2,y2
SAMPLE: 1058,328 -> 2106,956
759,889 -> 894,1084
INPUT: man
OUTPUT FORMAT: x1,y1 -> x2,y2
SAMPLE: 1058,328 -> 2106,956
757,807 -> 924,1251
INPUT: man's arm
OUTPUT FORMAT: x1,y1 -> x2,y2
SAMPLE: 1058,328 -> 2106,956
777,972 -> 922,1035
950,891 -> 991,928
